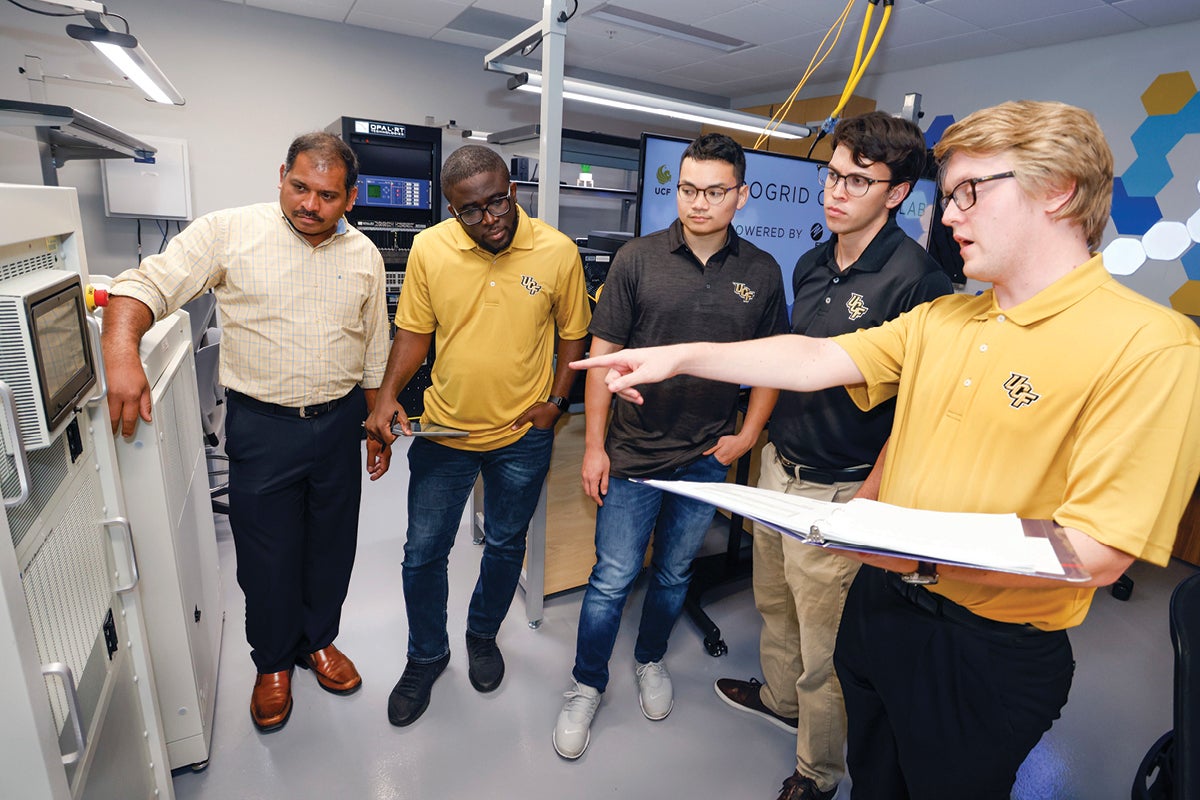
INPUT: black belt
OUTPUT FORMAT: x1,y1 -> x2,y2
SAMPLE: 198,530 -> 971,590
883,570 -> 1047,638
775,452 -> 872,484
228,389 -> 347,419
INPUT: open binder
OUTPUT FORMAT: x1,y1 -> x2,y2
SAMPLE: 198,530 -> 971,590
644,480 -> 1091,582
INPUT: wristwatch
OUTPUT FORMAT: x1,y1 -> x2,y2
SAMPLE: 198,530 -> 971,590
899,560 -> 939,585
547,394 -> 569,412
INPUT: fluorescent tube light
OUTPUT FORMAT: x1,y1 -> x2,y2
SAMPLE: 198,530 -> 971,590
66,24 -> 184,105
509,73 -> 809,141
462,130 -> 492,141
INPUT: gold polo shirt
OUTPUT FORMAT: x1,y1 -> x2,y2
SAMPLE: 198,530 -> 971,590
110,201 -> 388,406
395,205 -> 591,451
835,256 -> 1200,629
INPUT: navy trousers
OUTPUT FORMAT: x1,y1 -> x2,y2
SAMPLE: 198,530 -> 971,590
225,386 -> 365,673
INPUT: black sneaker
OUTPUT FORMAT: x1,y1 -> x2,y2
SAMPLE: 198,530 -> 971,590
387,653 -> 450,727
465,631 -> 505,692
714,677 -> 799,733
777,770 -> 837,800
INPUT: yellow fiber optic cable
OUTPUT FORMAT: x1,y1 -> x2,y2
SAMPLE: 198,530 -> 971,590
752,0 -> 856,150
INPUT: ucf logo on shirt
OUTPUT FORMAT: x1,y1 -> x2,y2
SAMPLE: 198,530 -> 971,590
846,292 -> 868,321
520,275 -> 543,296
1003,372 -> 1041,408
732,282 -> 756,303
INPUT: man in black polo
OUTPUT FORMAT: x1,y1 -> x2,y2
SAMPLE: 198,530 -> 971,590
714,112 -> 952,800
552,132 -> 788,760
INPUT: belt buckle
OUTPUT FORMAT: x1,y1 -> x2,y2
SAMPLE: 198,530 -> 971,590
299,405 -> 312,419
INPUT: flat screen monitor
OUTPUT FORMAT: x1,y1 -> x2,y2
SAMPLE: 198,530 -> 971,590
637,133 -> 937,305
0,270 -> 96,447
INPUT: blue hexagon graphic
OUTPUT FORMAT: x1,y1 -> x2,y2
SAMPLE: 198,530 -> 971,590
1121,91 -> 1200,196
1182,245 -> 1200,281
924,114 -> 955,148
1110,177 -> 1163,237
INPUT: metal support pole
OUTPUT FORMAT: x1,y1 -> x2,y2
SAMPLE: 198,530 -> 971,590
536,0 -> 569,228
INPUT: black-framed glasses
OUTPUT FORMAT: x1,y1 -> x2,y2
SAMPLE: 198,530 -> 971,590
676,183 -> 743,205
817,165 -> 894,198
939,171 -> 1016,212
451,195 -> 513,226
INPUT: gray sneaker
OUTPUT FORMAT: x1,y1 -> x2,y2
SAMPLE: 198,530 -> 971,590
553,680 -> 601,759
635,660 -> 673,720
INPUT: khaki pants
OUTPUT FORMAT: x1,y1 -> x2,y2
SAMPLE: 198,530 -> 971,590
752,441 -> 862,789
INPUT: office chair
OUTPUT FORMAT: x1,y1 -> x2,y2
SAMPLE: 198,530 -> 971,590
194,327 -> 228,514
1132,570 -> 1200,799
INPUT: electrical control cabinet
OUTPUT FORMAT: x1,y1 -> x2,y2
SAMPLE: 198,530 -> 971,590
111,309 -> 223,770
0,183 -> 174,799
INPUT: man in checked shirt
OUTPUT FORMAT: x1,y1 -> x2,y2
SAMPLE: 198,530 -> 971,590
103,131 -> 389,734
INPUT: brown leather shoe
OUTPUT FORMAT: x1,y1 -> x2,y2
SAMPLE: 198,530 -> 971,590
250,669 -> 293,733
297,644 -> 362,695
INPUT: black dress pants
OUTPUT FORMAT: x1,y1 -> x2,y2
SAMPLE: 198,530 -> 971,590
834,566 -> 1075,800
225,387 -> 365,673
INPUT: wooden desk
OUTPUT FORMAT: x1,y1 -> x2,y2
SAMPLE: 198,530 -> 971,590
472,411 -> 598,628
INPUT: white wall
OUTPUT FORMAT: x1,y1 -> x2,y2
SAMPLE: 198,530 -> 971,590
739,21 -> 1200,312
0,0 -> 691,276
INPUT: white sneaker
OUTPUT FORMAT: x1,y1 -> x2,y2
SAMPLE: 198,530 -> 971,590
553,681 -> 601,759
635,660 -> 673,720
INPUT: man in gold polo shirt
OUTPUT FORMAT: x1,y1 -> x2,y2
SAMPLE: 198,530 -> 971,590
572,100 -> 1200,799
104,132 -> 389,733
365,145 -> 590,727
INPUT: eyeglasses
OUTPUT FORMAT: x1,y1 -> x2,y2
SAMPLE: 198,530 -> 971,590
676,183 -> 743,205
817,165 -> 894,198
451,194 -> 513,226
939,171 -> 1016,212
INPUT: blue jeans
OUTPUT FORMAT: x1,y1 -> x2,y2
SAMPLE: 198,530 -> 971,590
402,426 -> 554,663
573,454 -> 730,692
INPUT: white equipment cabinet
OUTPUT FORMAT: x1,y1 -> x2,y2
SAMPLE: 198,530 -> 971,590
0,184 -> 174,799
111,309 -> 223,770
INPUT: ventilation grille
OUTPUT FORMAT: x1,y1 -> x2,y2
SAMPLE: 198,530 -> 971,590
5,433 -> 69,552
21,469 -> 110,733
0,250 -> 58,283
0,300 -> 42,447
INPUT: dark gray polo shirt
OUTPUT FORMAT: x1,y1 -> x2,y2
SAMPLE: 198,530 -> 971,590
590,219 -> 788,478
771,218 -> 952,469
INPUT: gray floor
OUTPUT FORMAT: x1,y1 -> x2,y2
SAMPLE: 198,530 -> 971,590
172,441 -> 1196,800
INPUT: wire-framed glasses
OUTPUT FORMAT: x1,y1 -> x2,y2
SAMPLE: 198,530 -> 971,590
938,171 -> 1016,212
676,183 -> 743,204
452,195 -> 513,225
816,165 -> 894,198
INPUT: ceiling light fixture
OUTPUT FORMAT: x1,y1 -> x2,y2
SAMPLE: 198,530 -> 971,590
507,72 -> 810,140
37,0 -> 185,105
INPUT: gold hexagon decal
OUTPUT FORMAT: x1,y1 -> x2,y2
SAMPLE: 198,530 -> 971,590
1141,72 -> 1198,116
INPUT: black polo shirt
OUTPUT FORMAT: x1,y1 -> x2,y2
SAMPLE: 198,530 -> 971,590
591,219 -> 788,478
771,218 -> 952,469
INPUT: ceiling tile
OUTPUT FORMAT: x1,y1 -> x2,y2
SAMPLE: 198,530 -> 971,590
1110,0 -> 1200,26
925,0 -> 1103,28
869,3 -> 978,47
694,4 -> 823,46
991,6 -> 1145,48
344,12 -> 442,38
347,0 -> 471,29
246,0 -> 355,23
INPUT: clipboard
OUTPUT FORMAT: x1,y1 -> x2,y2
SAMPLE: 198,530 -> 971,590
643,479 -> 1092,582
